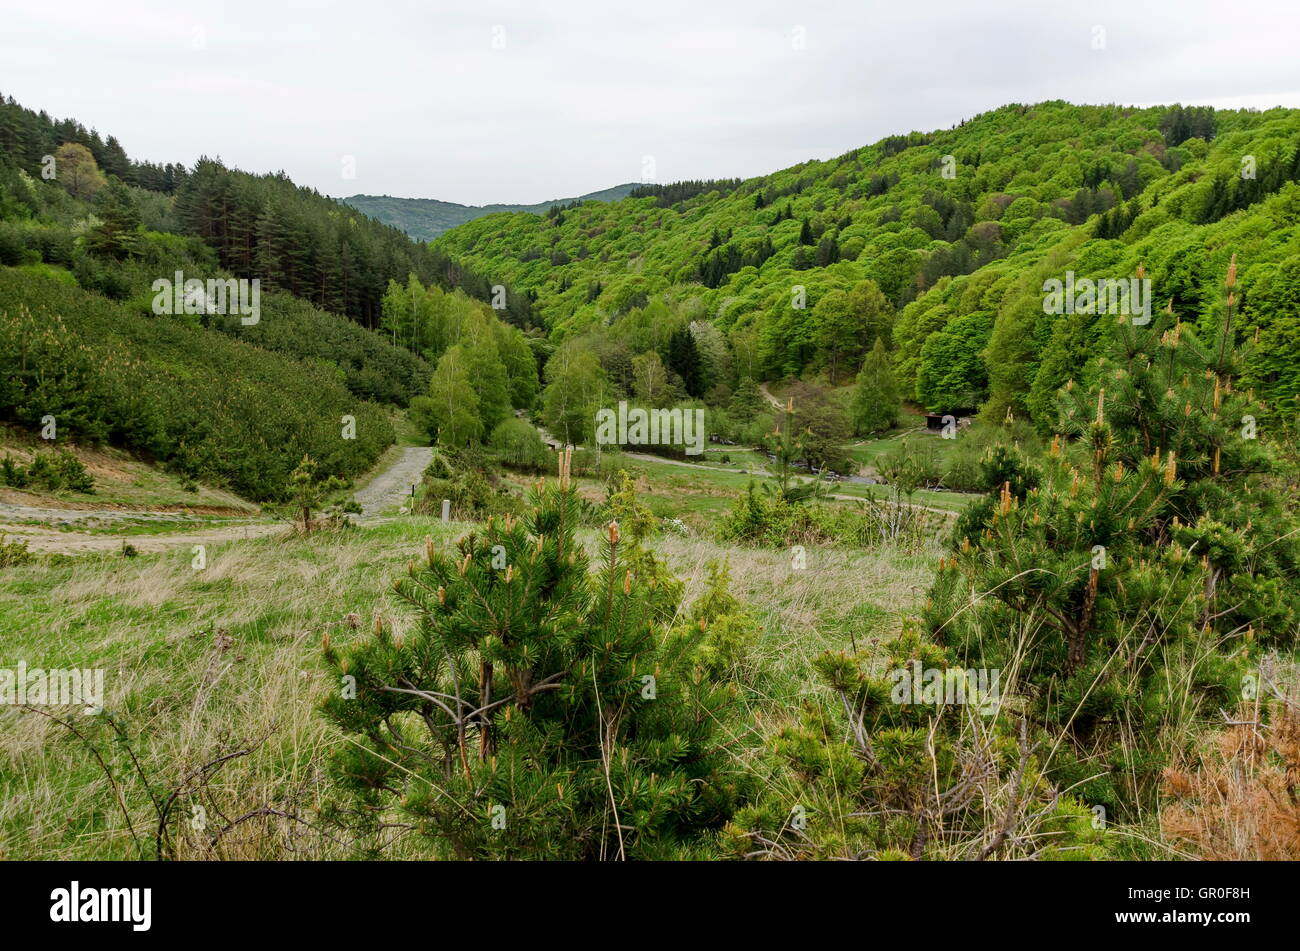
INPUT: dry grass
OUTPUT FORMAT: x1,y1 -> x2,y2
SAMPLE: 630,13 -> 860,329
1161,672 -> 1300,860
0,516 -> 940,859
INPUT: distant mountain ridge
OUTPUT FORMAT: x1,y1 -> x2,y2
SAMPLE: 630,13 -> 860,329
342,183 -> 639,241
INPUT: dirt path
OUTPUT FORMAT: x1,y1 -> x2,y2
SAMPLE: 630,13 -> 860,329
758,382 -> 785,411
623,450 -> 772,477
352,446 -> 433,517
1,446 -> 435,554
2,521 -> 287,554
0,502 -> 254,525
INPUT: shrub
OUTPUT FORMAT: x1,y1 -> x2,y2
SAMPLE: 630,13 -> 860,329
723,625 -> 1111,860
1161,678 -> 1300,859
53,448 -> 94,492
414,448 -> 519,520
926,260 -> 1300,816
488,417 -> 549,472
320,452 -> 746,858
4,449 -> 93,493
602,470 -> 682,622
717,482 -> 934,550
680,560 -> 762,683
281,455 -> 359,532
1,454 -> 28,488
0,535 -> 32,568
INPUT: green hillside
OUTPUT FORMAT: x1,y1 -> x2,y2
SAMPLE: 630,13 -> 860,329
2,89 -> 1298,866
343,183 -> 639,241
435,101 -> 1300,421
0,92 -> 537,499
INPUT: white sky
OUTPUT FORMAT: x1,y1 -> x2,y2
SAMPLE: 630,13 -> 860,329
5,0 -> 1300,205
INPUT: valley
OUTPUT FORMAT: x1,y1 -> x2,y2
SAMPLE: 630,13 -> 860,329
1,88 -> 1297,867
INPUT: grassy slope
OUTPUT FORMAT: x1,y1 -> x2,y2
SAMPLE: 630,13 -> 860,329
0,517 -> 939,859
0,425 -> 256,517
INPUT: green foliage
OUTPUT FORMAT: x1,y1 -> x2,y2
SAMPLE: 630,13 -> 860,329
717,482 -> 923,550
602,470 -> 683,622
320,470 -> 746,859
928,266 -> 1300,816
430,103 -> 1300,428
0,453 -> 28,488
283,454 -> 358,531
679,560 -> 762,683
0,269 -> 392,500
488,418 -> 549,472
851,338 -> 901,434
175,158 -> 534,327
916,310 -> 994,411
0,534 -> 33,568
16,447 -> 95,492
415,448 -> 519,520
541,343 -> 610,446
724,626 -> 1111,860
665,324 -> 704,397
211,291 -> 430,406
83,180 -> 142,260
426,345 -> 484,448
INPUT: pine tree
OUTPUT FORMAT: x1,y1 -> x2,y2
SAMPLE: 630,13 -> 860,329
285,455 -> 357,531
83,180 -> 142,259
665,325 -> 704,398
320,452 -> 744,859
930,257 -> 1300,815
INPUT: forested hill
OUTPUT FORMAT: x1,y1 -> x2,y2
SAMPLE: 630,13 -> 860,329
0,92 -> 541,499
435,101 -> 1300,421
0,92 -> 535,328
344,183 -> 639,242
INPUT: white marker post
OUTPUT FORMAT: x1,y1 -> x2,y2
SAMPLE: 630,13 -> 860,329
441,499 -> 450,522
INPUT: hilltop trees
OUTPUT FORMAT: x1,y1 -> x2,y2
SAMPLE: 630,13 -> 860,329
431,101 -> 1300,417
175,158 -> 534,328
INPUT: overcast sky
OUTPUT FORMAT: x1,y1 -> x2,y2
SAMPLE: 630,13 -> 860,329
5,0 -> 1300,205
